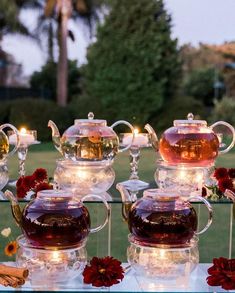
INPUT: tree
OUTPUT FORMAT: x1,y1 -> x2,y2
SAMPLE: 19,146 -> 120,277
183,67 -> 224,106
30,60 -> 81,102
0,0 -> 31,39
81,0 -> 181,125
44,0 -> 100,107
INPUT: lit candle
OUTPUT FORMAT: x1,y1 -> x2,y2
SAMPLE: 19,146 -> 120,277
51,251 -> 62,263
9,127 -> 36,146
122,128 -> 149,147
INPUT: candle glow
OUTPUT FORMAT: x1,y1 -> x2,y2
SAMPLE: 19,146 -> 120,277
9,128 -> 37,146
51,251 -> 61,261
20,128 -> 27,134
122,127 -> 149,147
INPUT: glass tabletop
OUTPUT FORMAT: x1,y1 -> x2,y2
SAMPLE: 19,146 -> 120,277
0,181 -> 233,204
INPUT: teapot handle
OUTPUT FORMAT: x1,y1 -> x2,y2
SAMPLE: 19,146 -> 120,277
110,120 -> 134,152
81,194 -> 110,234
210,121 -> 235,154
0,124 -> 20,157
188,195 -> 213,235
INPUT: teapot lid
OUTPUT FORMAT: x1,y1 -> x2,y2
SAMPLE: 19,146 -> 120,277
143,188 -> 180,201
75,112 -> 107,126
174,113 -> 207,127
37,189 -> 74,202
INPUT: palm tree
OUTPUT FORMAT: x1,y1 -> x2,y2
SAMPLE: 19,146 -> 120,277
44,0 -> 99,106
0,0 -> 32,40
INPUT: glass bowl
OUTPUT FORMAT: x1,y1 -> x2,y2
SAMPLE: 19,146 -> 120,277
16,235 -> 87,283
54,159 -> 115,195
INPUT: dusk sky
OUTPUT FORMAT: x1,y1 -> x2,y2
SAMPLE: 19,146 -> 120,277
2,0 -> 235,75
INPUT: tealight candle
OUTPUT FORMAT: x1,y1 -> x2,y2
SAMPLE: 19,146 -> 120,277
122,128 -> 149,147
51,251 -> 63,263
9,128 -> 37,146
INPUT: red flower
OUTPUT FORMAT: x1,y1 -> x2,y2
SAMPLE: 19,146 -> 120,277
33,168 -> 48,182
214,168 -> 228,180
218,178 -> 234,193
22,175 -> 36,190
202,187 -> 207,197
207,257 -> 235,290
228,168 -> 235,179
16,186 -> 28,199
16,168 -> 50,199
16,177 -> 23,188
35,182 -> 53,194
83,256 -> 124,287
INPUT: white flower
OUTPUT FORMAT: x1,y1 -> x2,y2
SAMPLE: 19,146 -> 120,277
1,228 -> 11,238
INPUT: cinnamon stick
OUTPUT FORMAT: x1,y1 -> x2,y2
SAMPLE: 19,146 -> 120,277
16,277 -> 25,286
1,275 -> 18,288
0,276 -> 9,287
0,264 -> 28,279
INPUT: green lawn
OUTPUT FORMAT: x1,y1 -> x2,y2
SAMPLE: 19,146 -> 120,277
0,143 -> 234,263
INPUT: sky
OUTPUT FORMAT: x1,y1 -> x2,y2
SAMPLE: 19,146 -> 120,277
2,0 -> 235,76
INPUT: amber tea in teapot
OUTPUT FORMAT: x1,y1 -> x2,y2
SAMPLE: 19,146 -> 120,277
145,113 -> 235,166
160,132 -> 219,165
0,123 -> 19,161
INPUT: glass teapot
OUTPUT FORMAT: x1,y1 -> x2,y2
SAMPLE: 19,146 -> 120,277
116,184 -> 213,246
0,124 -> 19,161
48,112 -> 134,161
145,113 -> 235,165
5,189 -> 110,249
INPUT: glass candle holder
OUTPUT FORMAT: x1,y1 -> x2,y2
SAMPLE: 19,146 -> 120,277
155,160 -> 214,197
127,235 -> 199,289
16,235 -> 87,285
54,159 -> 115,195
8,128 -> 40,178
119,129 -> 151,191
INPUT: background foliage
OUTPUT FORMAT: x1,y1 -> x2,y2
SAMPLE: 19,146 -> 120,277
183,67 -> 218,106
0,99 -> 73,141
210,97 -> 235,126
30,60 -> 82,102
80,0 -> 181,125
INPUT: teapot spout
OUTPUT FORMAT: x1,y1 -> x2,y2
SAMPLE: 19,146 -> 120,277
116,183 -> 133,222
144,124 -> 159,151
4,190 -> 22,227
48,120 -> 62,154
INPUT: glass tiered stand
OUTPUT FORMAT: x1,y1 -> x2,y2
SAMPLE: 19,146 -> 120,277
0,190 -> 234,290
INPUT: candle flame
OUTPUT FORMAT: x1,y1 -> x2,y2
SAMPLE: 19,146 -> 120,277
20,127 -> 27,134
159,249 -> 166,259
178,169 -> 186,179
134,128 -> 139,135
196,173 -> 203,183
51,250 -> 60,260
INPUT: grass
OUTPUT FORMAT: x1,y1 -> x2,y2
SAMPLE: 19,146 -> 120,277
0,143 -> 234,262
